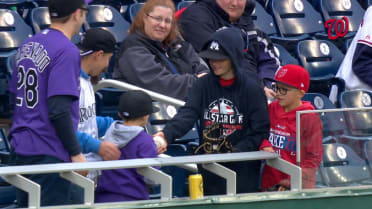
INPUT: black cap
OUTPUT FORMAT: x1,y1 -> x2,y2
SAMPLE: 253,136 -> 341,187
77,28 -> 116,56
119,90 -> 160,119
199,40 -> 230,60
48,0 -> 86,18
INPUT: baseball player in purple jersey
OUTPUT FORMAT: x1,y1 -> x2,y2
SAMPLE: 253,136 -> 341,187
8,0 -> 88,207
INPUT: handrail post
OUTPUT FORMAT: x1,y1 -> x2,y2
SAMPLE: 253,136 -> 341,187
1,174 -> 40,208
137,166 -> 172,200
202,162 -> 236,195
266,158 -> 302,191
60,171 -> 95,205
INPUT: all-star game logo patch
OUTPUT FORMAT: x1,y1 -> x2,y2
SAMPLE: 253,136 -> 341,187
203,98 -> 244,136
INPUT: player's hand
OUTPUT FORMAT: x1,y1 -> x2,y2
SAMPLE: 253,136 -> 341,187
264,86 -> 276,99
262,146 -> 275,153
98,141 -> 121,161
71,153 -> 88,176
153,132 -> 168,154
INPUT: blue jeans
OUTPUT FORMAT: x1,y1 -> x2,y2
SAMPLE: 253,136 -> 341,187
10,153 -> 83,207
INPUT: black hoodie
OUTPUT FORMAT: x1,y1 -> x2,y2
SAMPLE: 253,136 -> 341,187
163,28 -> 270,153
178,0 -> 280,82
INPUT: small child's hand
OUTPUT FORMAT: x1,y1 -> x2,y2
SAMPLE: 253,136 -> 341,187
262,146 -> 275,153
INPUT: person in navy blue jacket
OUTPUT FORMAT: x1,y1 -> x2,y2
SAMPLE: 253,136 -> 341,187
155,27 -> 270,194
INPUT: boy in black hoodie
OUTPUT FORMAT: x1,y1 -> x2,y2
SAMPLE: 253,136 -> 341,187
155,27 -> 270,194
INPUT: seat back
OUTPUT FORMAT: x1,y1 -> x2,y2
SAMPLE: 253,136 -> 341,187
0,9 -> 32,51
340,90 -> 372,136
251,1 -> 278,36
126,2 -> 144,23
273,43 -> 299,65
303,93 -> 347,138
270,0 -> 325,37
320,143 -> 371,186
320,0 -> 364,33
297,40 -> 344,78
29,7 -> 50,34
296,39 -> 345,98
29,7 -> 83,44
86,5 -> 130,44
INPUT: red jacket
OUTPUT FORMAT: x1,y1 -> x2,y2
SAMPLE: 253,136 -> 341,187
261,100 -> 323,190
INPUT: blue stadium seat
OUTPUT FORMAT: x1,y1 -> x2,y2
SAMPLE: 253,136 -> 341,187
125,2 -> 143,23
269,0 -> 327,53
29,7 -> 83,43
177,0 -> 195,11
319,143 -> 372,186
147,102 -> 199,144
0,50 -> 16,118
270,0 -> 325,37
0,8 -> 33,51
319,0 -> 364,51
85,4 -> 130,44
95,88 -> 125,120
273,43 -> 299,65
296,39 -> 345,99
319,0 -> 364,34
303,93 -> 348,140
0,128 -> 10,165
340,90 -> 372,136
251,1 -> 278,36
0,0 -> 37,19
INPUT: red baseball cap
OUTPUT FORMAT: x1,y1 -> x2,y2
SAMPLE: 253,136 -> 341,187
268,64 -> 310,92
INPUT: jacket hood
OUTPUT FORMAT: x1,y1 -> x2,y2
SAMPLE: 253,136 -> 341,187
103,121 -> 144,148
201,27 -> 245,79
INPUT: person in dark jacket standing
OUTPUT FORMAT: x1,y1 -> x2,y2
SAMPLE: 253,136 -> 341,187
155,27 -> 270,194
112,0 -> 208,101
178,0 -> 280,99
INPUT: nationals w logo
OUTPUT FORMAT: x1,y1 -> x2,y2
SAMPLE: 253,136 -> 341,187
324,16 -> 349,40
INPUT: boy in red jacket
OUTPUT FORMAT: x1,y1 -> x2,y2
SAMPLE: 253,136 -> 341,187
260,64 -> 323,191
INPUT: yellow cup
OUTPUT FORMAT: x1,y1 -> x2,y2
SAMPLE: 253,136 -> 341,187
188,174 -> 204,199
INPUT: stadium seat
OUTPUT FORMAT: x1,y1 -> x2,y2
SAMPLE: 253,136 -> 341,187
95,88 -> 125,120
0,50 -> 16,118
319,143 -> 372,186
0,8 -> 33,51
269,0 -> 327,53
28,7 -> 84,44
319,0 -> 364,34
251,1 -> 278,36
0,0 -> 37,19
273,43 -> 299,65
319,0 -> 364,51
340,90 -> 372,136
125,2 -> 143,23
85,4 -> 130,44
0,128 -> 10,165
177,0 -> 195,11
296,39 -> 345,100
302,93 -> 348,140
147,102 -> 199,144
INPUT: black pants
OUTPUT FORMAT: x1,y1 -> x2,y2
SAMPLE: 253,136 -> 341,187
199,160 -> 261,195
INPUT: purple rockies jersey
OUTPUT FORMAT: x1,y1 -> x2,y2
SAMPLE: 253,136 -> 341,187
9,29 -> 81,162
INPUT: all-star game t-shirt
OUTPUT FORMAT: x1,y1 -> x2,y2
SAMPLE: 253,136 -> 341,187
9,29 -> 81,162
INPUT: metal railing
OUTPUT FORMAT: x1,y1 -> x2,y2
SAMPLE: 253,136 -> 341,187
295,106 -> 372,165
94,79 -> 185,107
0,152 -> 301,208
0,80 -> 303,208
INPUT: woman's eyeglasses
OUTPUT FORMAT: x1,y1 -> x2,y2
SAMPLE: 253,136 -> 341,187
147,14 -> 173,25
